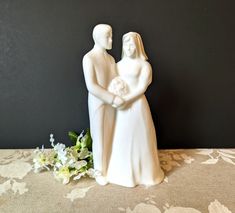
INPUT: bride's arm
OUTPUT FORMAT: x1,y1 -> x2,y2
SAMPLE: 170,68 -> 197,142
123,62 -> 152,104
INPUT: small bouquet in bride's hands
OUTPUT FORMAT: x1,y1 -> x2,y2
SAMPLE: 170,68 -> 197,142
33,129 -> 99,184
108,76 -> 128,97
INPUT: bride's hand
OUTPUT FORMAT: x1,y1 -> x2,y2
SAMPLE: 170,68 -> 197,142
112,95 -> 125,107
117,104 -> 127,110
117,100 -> 130,110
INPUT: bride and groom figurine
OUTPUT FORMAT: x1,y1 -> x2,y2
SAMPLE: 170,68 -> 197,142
82,24 -> 164,187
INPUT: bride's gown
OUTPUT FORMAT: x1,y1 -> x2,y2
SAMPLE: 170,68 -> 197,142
107,62 -> 164,187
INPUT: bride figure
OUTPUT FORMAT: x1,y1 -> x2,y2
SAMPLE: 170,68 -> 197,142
107,32 -> 164,187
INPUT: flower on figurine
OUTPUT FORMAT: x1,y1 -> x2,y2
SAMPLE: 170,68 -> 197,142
33,129 -> 94,184
108,77 -> 128,97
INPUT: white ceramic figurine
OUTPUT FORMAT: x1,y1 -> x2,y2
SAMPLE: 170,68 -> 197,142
107,32 -> 164,187
83,25 -> 164,187
82,24 -> 125,185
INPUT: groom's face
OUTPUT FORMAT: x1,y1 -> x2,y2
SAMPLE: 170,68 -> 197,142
98,30 -> 112,50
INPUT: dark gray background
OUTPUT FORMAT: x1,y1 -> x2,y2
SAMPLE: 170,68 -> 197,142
0,0 -> 234,148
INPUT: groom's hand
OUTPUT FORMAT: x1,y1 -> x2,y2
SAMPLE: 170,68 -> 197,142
113,96 -> 125,107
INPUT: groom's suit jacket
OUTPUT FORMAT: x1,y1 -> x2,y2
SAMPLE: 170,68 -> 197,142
82,50 -> 117,175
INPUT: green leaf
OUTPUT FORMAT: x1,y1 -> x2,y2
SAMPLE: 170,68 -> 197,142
87,161 -> 93,169
81,129 -> 92,151
79,166 -> 87,173
68,131 -> 78,144
73,144 -> 81,152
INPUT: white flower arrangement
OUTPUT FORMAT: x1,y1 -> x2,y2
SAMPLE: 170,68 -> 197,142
108,77 -> 128,97
33,130 -> 97,184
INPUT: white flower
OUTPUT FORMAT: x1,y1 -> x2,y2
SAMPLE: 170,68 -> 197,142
108,77 -> 128,97
73,160 -> 87,170
53,143 -> 66,152
73,172 -> 86,180
76,131 -> 84,144
54,162 -> 62,169
86,168 -> 100,178
33,131 -> 94,184
78,148 -> 90,159
54,172 -> 70,185
33,160 -> 48,173
58,151 -> 68,165
52,143 -> 67,165
49,134 -> 55,144
68,159 -> 75,166
53,166 -> 76,185
33,148 -> 55,173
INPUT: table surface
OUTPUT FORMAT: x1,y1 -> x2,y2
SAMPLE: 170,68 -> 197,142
0,149 -> 234,213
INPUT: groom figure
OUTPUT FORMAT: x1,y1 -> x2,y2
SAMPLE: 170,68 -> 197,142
82,24 -> 124,185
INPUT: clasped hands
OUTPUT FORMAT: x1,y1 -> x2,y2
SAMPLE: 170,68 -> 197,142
112,95 -> 127,110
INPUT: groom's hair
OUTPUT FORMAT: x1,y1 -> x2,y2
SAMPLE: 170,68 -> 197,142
92,24 -> 112,42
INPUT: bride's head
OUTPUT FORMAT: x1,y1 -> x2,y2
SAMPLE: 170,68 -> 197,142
121,32 -> 148,60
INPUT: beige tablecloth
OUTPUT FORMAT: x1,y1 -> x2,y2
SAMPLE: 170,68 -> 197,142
0,149 -> 234,213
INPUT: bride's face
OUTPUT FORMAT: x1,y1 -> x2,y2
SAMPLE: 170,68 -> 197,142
123,37 -> 137,58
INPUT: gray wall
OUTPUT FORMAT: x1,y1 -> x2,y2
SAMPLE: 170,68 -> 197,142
0,0 -> 234,148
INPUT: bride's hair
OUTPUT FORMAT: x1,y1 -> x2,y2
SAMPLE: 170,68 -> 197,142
121,32 -> 148,60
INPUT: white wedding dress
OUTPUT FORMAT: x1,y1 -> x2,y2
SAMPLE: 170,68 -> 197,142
107,61 -> 164,187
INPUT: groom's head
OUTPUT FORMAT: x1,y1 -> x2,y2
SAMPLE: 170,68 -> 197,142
92,24 -> 112,50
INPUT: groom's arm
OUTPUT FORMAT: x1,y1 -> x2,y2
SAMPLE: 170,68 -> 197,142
83,55 -> 123,105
